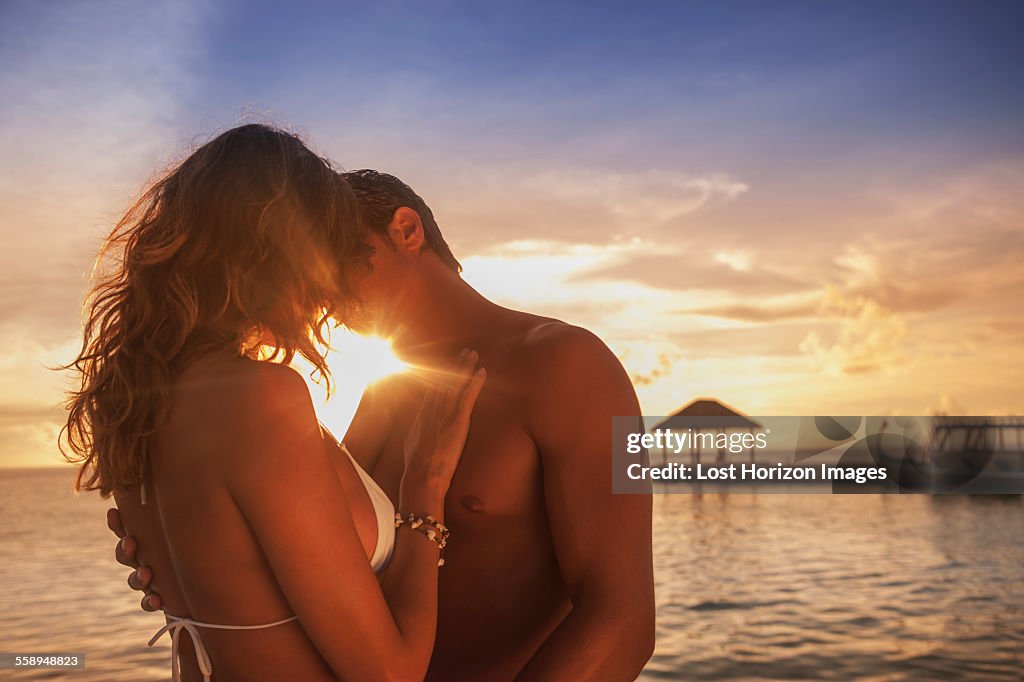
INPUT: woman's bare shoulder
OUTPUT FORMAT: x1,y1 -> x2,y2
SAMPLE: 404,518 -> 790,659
170,357 -> 317,445
176,356 -> 307,400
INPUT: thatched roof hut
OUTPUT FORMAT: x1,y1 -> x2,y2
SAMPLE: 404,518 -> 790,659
655,398 -> 761,431
653,399 -> 762,465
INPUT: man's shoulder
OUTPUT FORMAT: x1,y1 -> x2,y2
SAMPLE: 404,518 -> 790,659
502,316 -> 641,456
518,319 -> 614,366
500,316 -> 628,393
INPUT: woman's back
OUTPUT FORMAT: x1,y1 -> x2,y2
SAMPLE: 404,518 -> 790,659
116,354 -> 380,681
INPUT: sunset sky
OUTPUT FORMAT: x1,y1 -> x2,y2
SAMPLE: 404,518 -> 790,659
2,1 -> 1023,468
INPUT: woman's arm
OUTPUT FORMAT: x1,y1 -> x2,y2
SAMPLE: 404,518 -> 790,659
223,355 -> 484,681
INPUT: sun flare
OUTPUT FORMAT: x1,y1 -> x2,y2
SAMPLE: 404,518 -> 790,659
292,332 -> 407,437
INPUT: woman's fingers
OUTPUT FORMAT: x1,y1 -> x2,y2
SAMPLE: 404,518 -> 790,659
417,369 -> 441,427
456,368 -> 487,426
415,347 -> 481,432
444,349 -> 478,412
423,350 -> 464,412
403,349 -> 487,491
420,348 -> 473,418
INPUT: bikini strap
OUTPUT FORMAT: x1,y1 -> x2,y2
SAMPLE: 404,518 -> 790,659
149,613 -> 298,682
148,616 -> 212,682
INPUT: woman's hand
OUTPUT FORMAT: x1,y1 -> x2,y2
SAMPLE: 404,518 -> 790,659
401,349 -> 487,513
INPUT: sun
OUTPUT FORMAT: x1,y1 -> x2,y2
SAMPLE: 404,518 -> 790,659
292,331 -> 407,438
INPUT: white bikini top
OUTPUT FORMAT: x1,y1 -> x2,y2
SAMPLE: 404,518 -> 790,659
341,442 -> 397,572
146,437 -> 396,682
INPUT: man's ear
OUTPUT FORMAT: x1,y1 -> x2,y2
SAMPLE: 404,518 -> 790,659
387,206 -> 426,254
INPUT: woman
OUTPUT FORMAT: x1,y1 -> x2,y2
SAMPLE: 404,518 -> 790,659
62,124 -> 486,681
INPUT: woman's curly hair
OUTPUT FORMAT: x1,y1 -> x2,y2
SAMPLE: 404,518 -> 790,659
61,124 -> 367,496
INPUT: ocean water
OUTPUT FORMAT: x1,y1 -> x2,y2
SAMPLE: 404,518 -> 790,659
0,468 -> 169,681
642,493 -> 1024,681
1,469 -> 1022,681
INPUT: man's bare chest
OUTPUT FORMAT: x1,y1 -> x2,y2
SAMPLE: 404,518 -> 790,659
370,398 -> 545,526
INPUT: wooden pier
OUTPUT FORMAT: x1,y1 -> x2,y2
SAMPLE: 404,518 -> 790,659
925,416 -> 1024,458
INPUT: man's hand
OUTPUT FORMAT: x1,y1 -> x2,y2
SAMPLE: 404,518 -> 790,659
107,507 -> 162,611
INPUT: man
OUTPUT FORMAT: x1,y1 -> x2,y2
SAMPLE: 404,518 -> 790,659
111,169 -> 655,681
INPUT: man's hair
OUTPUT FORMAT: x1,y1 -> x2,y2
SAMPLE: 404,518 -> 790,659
342,169 -> 461,273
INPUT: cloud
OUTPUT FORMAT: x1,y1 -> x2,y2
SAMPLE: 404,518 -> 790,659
836,164 -> 1024,315
0,331 -> 80,467
607,338 -> 685,387
0,418 -> 65,468
871,164 -> 1024,234
799,287 -> 907,375
575,252 -> 808,294
0,2 -> 210,466
832,227 -> 1023,316
671,323 -> 819,358
431,167 -> 748,250
0,404 -> 65,426
2,3 -> 1023,467
520,169 -> 748,223
0,1 -> 211,333
666,163 -> 1024,341
683,301 -> 818,322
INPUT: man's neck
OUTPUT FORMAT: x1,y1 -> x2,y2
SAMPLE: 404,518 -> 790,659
387,262 -> 504,366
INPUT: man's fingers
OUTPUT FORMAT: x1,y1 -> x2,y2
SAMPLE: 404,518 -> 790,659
106,507 -> 126,538
141,593 -> 162,612
127,565 -> 152,591
115,536 -> 139,569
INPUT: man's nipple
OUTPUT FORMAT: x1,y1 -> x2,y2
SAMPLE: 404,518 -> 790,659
459,494 -> 486,513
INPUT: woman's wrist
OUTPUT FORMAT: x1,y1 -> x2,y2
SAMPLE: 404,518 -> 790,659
394,512 -> 450,566
398,480 -> 446,521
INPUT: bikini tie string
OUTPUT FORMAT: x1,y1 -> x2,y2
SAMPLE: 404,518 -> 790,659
148,612 -> 298,682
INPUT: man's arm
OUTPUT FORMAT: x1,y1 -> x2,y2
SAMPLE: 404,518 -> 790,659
517,326 -> 655,681
106,508 -> 161,610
